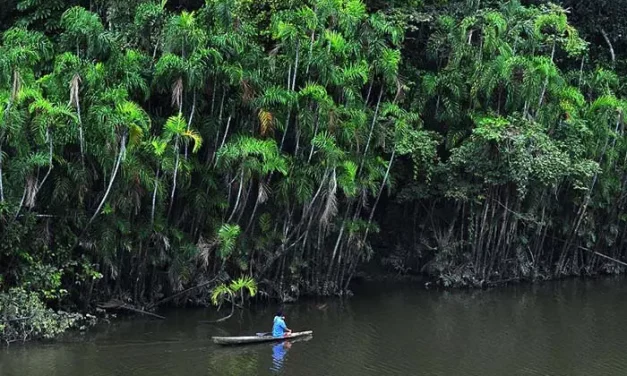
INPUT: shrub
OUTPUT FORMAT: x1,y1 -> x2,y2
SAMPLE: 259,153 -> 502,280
0,288 -> 85,344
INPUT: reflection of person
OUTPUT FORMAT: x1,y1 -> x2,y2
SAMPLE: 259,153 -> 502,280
272,310 -> 292,337
271,341 -> 292,372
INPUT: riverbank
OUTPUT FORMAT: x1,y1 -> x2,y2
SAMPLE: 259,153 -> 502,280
5,266 -> 626,346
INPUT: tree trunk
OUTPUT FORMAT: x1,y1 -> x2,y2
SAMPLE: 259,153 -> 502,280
151,168 -> 160,227
359,87 -> 384,173
87,132 -> 127,227
214,115 -> 232,166
363,148 -> 396,242
167,137 -> 180,219
227,168 -> 245,223
184,91 -> 197,159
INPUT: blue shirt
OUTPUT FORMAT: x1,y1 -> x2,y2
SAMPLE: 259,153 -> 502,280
272,316 -> 287,337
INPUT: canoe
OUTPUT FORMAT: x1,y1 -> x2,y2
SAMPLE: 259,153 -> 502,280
212,330 -> 313,346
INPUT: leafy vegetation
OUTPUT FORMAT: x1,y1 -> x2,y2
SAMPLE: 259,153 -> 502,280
2,0 -> 627,341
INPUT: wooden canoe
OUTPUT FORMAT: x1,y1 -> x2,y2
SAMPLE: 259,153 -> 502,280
212,330 -> 313,346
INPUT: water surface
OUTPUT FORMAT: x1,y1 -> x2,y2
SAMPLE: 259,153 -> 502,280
2,277 -> 627,375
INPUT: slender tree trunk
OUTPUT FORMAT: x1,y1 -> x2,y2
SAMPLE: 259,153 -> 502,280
244,182 -> 263,234
364,80 -> 373,109
36,128 -> 54,194
537,40 -> 556,111
558,117 -> 619,272
363,148 -> 396,242
210,89 -> 226,165
600,28 -> 616,66
168,137 -> 180,219
214,115 -> 232,166
227,168 -> 245,223
87,132 -> 127,227
326,222 -> 345,283
359,87 -> 384,173
291,39 -> 300,92
578,55 -> 585,89
236,179 -> 253,224
73,84 -> 85,165
308,107 -> 320,163
14,183 -> 27,220
305,28 -> 315,76
280,109 -> 291,152
184,91 -> 196,159
151,168 -> 160,227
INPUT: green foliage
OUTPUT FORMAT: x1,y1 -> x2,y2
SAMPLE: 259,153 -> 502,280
0,288 -> 83,344
211,276 -> 257,306
217,224 -> 241,259
2,0 -> 627,334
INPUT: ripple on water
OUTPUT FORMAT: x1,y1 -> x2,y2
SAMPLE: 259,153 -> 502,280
3,278 -> 627,376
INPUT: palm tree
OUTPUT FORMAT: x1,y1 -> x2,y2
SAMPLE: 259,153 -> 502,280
86,99 -> 150,228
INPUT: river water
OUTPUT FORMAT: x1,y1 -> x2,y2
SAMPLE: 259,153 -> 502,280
2,277 -> 627,376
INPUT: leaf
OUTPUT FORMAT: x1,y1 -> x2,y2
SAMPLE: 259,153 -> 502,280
258,109 -> 274,136
183,129 -> 203,153
211,284 -> 233,305
151,139 -> 168,156
163,114 -> 186,139
217,224 -> 241,259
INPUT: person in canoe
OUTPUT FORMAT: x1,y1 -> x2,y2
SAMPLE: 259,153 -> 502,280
272,310 -> 292,337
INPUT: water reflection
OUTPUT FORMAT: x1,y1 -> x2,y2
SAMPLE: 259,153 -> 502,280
270,341 -> 292,373
3,277 -> 627,376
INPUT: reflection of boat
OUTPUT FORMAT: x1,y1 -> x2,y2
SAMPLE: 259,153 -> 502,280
212,330 -> 313,346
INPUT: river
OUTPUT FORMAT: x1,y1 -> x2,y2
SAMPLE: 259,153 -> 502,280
2,277 -> 627,375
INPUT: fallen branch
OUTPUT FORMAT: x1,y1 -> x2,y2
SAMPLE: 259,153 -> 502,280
97,299 -> 165,320
199,302 -> 235,324
5,314 -> 35,322
549,236 -> 627,268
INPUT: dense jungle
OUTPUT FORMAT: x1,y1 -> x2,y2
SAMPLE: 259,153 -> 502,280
2,0 -> 627,343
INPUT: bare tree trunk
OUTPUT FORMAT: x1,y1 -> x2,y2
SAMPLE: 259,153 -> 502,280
184,91 -> 197,159
578,55 -> 585,89
236,179 -> 253,223
363,148 -> 396,242
214,115 -> 232,166
36,128 -> 54,194
326,222 -> 345,283
557,117 -> 620,273
305,27 -> 315,76
227,168 -> 245,223
151,168 -> 160,227
600,28 -> 616,66
537,40 -> 556,111
244,188 -> 262,234
359,87 -> 384,173
291,39 -> 300,91
87,133 -> 127,227
209,89 -> 226,165
167,138 -> 180,219
307,107 -> 320,163
73,85 -> 86,165
14,184 -> 27,220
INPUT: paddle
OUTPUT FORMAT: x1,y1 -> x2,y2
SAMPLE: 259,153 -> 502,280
256,332 -> 271,337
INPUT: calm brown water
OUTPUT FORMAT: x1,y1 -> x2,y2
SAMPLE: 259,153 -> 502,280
2,277 -> 627,376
